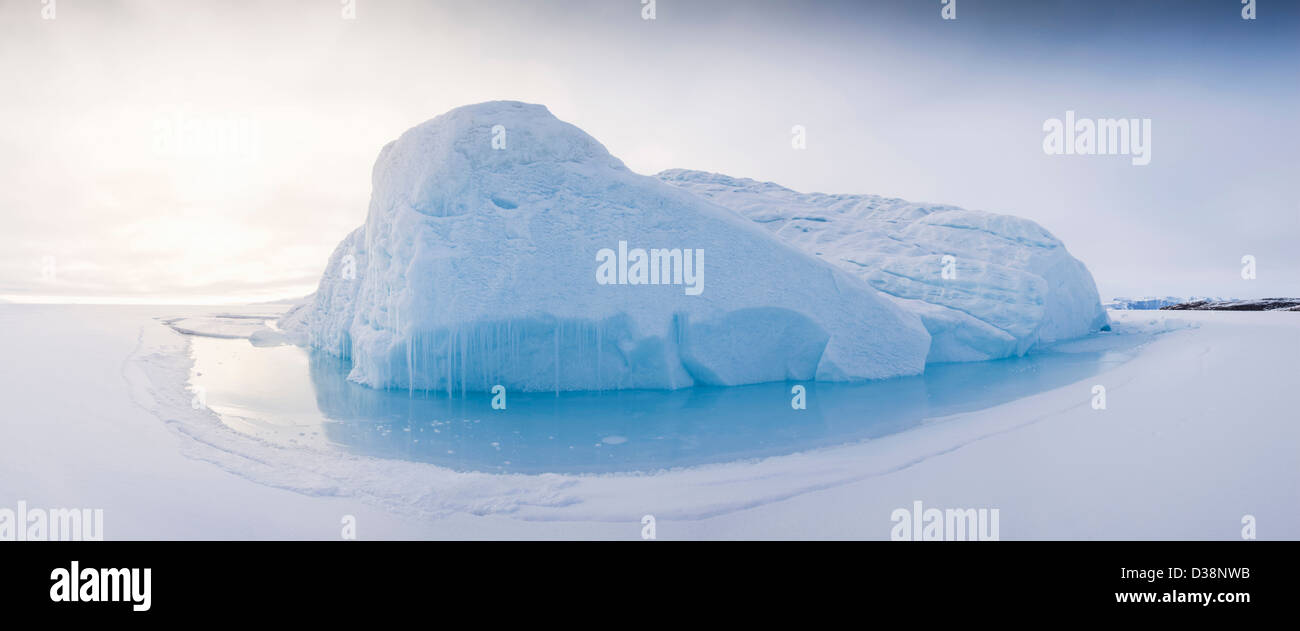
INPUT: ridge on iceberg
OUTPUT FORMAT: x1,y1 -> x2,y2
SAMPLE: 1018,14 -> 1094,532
657,169 -> 1109,363
293,102 -> 931,392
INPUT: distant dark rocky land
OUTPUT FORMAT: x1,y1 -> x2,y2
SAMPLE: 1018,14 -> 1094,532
1161,298 -> 1300,311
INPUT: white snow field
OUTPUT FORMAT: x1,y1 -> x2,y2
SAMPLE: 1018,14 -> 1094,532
291,101 -> 932,392
1,304 -> 1296,539
658,169 -> 1110,363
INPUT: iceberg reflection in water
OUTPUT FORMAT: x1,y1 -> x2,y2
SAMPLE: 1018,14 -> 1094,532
189,334 -> 1143,474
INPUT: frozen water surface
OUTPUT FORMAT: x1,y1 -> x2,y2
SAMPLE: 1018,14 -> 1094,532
189,330 -> 1146,474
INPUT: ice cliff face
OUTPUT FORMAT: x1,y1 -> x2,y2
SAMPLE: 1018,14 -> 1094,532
657,170 -> 1109,363
296,102 -> 931,392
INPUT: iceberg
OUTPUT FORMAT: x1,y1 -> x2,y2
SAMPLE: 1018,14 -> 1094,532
657,170 -> 1109,363
292,102 -> 932,392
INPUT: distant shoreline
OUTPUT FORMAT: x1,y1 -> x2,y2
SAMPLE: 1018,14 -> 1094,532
1161,298 -> 1300,312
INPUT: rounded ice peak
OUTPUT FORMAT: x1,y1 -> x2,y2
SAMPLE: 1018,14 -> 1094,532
370,101 -> 627,218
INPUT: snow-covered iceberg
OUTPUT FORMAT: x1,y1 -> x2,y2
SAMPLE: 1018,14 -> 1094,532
657,170 -> 1109,363
292,102 -> 931,392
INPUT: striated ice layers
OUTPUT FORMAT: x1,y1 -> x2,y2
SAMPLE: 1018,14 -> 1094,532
292,101 -> 932,392
657,170 -> 1110,363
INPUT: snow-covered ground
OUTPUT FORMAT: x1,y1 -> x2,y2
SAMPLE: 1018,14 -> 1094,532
1,304 -> 1295,539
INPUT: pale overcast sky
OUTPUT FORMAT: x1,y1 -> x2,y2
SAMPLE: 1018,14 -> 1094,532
1,0 -> 1296,303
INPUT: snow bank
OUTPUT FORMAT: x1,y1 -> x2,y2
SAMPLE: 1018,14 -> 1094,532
293,102 -> 930,392
658,170 -> 1109,362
